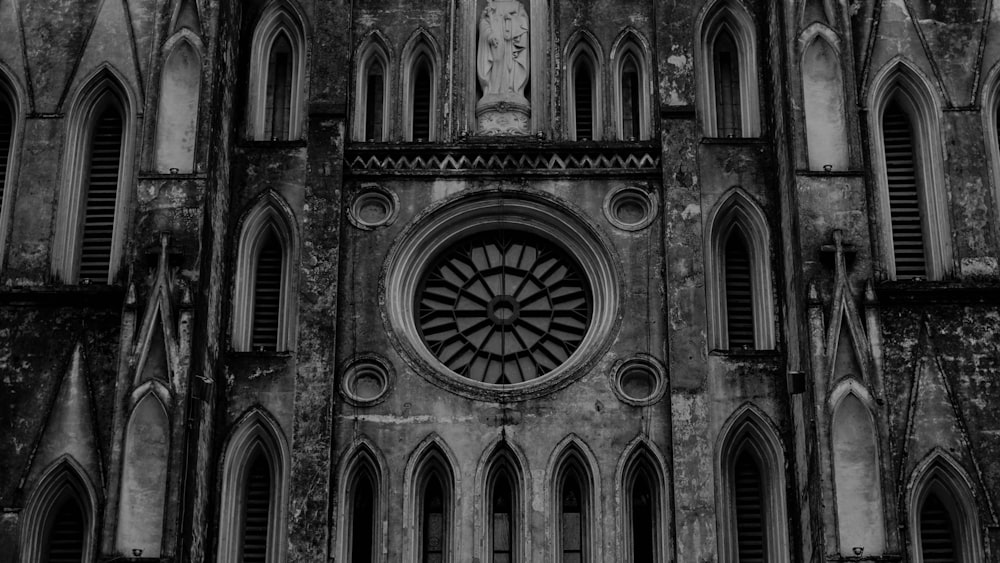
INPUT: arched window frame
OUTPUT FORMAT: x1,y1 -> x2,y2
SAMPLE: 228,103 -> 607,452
715,404 -> 790,563
826,381 -> 888,556
565,30 -> 604,141
153,30 -> 204,172
247,0 -> 308,141
231,191 -> 298,352
0,66 -> 25,273
906,451 -> 985,563
353,33 -> 392,143
696,0 -> 761,138
53,67 -> 136,284
868,59 -> 952,281
217,408 -> 291,563
705,188 -> 776,350
798,24 -> 849,171
403,435 -> 459,563
614,436 -> 669,563
476,438 -> 529,563
401,30 -> 440,142
980,62 -> 1000,243
547,435 -> 601,563
19,458 -> 100,563
337,438 -> 389,563
610,30 -> 653,141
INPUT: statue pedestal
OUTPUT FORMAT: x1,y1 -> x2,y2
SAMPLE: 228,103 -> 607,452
476,94 -> 531,136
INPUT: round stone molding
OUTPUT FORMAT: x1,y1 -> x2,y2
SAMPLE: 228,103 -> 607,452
382,189 -> 623,402
349,184 -> 398,230
603,186 -> 658,231
340,353 -> 394,406
611,354 -> 666,406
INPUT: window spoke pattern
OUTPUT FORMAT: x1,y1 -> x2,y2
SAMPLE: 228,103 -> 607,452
417,232 -> 592,384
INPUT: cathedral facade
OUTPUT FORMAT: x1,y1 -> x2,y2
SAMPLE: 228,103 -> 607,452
1,0 -> 999,562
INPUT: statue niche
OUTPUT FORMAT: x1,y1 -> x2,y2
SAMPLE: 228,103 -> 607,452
476,0 -> 531,135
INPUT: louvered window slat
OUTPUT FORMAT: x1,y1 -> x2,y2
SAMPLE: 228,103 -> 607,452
47,496 -> 85,563
265,34 -> 293,141
882,101 -> 927,279
252,231 -> 283,351
920,493 -> 957,563
352,473 -> 375,563
734,453 -> 766,563
725,230 -> 754,349
621,57 -> 641,140
574,59 -> 594,141
631,469 -> 655,563
79,108 -> 122,282
714,30 -> 742,138
412,57 -> 432,141
365,62 -> 385,142
242,453 -> 271,563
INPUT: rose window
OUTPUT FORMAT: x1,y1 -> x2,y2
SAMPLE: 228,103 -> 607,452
416,231 -> 592,384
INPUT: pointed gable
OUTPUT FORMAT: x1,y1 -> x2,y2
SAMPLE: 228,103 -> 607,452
62,0 -> 142,112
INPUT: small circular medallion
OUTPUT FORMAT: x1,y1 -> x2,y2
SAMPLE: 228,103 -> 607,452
340,354 -> 394,406
604,186 -> 658,231
611,355 -> 665,406
349,185 -> 398,230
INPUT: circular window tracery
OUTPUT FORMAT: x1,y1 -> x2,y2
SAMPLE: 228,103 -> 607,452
416,231 -> 592,384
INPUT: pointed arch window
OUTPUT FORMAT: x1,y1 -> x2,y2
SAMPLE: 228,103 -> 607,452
717,410 -> 790,563
706,190 -> 775,351
403,35 -> 439,143
723,226 -> 754,348
232,195 -> 297,353
154,37 -> 202,172
908,457 -> 984,563
481,447 -> 524,563
351,469 -> 376,563
698,1 -> 760,137
411,55 -> 433,141
551,444 -> 597,563
491,471 -> 515,563
620,55 -> 641,140
265,33 -> 294,141
19,462 -> 98,563
407,441 -> 457,563
870,68 -> 951,280
242,449 -> 273,561
54,75 -> 134,284
248,5 -> 306,141
217,412 -> 290,563
612,33 -> 652,140
566,35 -> 602,141
621,451 -> 662,563
355,39 -> 391,143
573,58 -> 595,140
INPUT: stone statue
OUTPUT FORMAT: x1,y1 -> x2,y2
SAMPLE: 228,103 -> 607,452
477,0 -> 529,98
476,0 -> 531,135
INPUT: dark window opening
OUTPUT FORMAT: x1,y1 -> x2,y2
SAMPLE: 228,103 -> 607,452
412,55 -> 433,142
242,451 -> 271,563
573,58 -> 594,141
251,227 -> 282,351
713,29 -> 742,137
724,228 -> 754,349
80,105 -> 123,282
492,471 -> 514,563
365,61 -> 385,142
920,490 -> 957,563
734,452 -> 766,563
561,472 -> 583,563
882,100 -> 927,279
621,56 -> 641,140
265,33 -> 293,140
47,494 -> 86,563
351,471 -> 376,563
631,467 -> 655,563
423,475 -> 445,563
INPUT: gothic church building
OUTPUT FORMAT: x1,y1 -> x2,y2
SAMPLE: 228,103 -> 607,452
0,0 -> 999,562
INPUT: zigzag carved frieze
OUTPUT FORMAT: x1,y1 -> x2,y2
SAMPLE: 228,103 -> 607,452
345,143 -> 661,176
